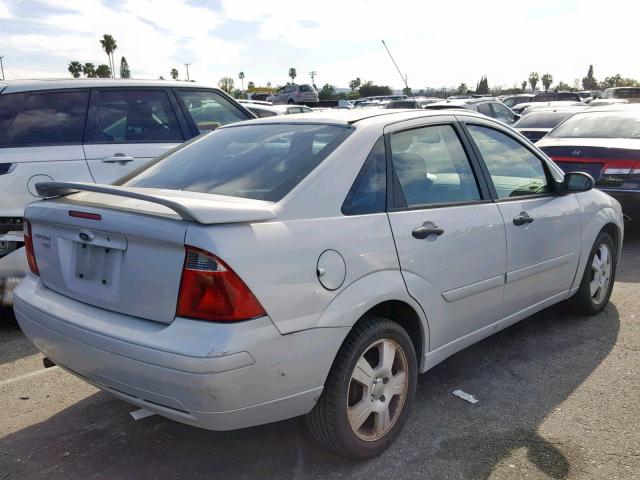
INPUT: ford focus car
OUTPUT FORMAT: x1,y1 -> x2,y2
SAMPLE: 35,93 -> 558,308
14,109 -> 623,459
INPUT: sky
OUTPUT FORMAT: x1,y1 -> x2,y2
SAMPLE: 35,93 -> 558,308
0,0 -> 638,90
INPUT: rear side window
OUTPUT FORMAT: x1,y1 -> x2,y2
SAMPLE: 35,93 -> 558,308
491,103 -> 513,123
176,90 -> 250,133
390,124 -> 481,207
125,124 -> 353,202
0,90 -> 89,147
342,137 -> 386,215
468,125 -> 551,198
476,103 -> 492,116
85,90 -> 183,143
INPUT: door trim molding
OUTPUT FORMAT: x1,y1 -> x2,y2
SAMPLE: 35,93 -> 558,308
442,274 -> 505,302
506,251 -> 576,284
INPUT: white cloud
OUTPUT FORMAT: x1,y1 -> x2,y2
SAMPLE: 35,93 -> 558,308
1,0 -> 639,88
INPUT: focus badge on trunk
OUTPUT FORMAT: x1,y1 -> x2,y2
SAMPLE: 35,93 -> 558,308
78,230 -> 94,242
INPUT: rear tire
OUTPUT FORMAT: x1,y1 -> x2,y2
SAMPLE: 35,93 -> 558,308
306,317 -> 417,459
568,231 -> 616,315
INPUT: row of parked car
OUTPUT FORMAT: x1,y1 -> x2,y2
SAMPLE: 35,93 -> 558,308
1,76 -> 635,459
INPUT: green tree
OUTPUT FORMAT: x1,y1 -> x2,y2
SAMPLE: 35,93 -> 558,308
476,75 -> 489,94
555,81 -> 572,91
158,75 -> 165,80
238,71 -> 245,96
232,89 -> 242,99
82,62 -> 96,78
247,81 -> 255,89
358,81 -> 392,97
456,83 -> 468,95
541,73 -> 553,90
582,65 -> 598,90
99,34 -> 118,78
349,77 -> 361,92
600,74 -> 639,88
318,83 -> 336,100
218,76 -> 235,94
288,67 -> 297,84
68,61 -> 83,78
170,68 -> 179,80
521,80 -> 527,92
95,64 -> 111,78
120,57 -> 130,78
529,72 -> 540,91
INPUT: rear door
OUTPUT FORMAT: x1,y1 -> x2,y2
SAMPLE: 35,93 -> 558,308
463,118 -> 581,316
385,117 -> 507,349
83,88 -> 187,184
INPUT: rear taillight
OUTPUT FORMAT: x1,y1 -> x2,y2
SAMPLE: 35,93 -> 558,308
176,246 -> 266,322
603,160 -> 640,175
24,220 -> 39,276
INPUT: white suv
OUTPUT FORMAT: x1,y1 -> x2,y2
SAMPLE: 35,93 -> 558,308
0,79 -> 254,304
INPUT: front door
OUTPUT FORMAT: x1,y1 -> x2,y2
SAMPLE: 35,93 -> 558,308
385,120 -> 507,350
83,89 -> 185,184
464,122 -> 581,317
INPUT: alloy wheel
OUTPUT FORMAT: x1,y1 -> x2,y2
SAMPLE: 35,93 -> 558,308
590,243 -> 612,305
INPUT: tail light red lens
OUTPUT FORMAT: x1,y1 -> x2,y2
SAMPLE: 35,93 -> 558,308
176,246 -> 266,322
24,220 -> 39,276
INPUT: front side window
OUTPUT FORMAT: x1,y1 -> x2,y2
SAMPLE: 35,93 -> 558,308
467,125 -> 550,198
85,90 -> 183,143
125,123 -> 352,202
491,103 -> 514,123
342,137 -> 386,215
176,89 -> 250,133
476,103 -> 492,116
390,124 -> 481,207
0,90 -> 89,147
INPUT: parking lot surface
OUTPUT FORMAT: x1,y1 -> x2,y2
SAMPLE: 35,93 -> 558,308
1,231 -> 638,480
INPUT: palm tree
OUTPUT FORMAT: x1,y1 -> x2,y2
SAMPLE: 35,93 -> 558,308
100,34 -> 118,78
288,67 -> 297,84
95,64 -> 112,78
68,61 -> 82,78
238,71 -> 245,96
170,68 -> 179,80
82,63 -> 96,78
541,73 -> 553,90
529,72 -> 540,92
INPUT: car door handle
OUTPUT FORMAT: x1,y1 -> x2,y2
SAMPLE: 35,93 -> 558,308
412,223 -> 445,239
513,212 -> 534,226
101,154 -> 135,163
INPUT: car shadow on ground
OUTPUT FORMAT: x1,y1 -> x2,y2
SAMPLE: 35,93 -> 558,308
0,306 -> 39,366
616,226 -> 640,283
0,298 -> 620,479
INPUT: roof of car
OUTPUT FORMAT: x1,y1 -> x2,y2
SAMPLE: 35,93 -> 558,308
223,107 -> 488,128
0,78 -> 222,94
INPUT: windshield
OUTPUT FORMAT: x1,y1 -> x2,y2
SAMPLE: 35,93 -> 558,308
515,111 -> 576,129
124,123 -> 352,201
549,111 -> 640,139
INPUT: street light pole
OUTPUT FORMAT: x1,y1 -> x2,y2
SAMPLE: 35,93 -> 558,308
0,57 -> 5,81
184,63 -> 191,82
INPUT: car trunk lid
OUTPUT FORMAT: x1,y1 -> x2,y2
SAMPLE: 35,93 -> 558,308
25,183 -> 276,324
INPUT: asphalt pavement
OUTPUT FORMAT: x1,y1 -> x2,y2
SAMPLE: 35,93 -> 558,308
1,230 -> 639,479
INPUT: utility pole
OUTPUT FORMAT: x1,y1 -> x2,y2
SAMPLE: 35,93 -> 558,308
184,63 -> 191,82
309,70 -> 317,88
0,57 -> 4,81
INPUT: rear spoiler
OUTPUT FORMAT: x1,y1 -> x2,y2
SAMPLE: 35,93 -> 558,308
35,182 -> 277,224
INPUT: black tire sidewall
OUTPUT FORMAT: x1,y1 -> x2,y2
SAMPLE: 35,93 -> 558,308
331,319 -> 417,458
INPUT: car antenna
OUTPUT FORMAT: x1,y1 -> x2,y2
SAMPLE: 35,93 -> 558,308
381,40 -> 414,100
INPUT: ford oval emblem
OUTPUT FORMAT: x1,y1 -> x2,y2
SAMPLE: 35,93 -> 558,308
572,150 -> 582,156
78,230 -> 94,242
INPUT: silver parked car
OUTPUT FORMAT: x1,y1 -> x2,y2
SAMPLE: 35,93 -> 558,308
14,109 -> 624,459
268,83 -> 319,105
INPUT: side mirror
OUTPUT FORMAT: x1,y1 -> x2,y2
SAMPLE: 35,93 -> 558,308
560,171 -> 595,193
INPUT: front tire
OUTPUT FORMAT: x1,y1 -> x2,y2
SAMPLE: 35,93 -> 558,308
569,231 -> 616,315
306,317 -> 417,459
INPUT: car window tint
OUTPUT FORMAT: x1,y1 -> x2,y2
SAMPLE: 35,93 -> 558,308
492,103 -> 513,123
390,124 -> 481,207
476,103 -> 492,116
177,90 -> 249,133
342,137 -> 386,215
0,90 -> 89,147
468,125 -> 550,198
85,90 -> 182,143
124,124 -> 353,202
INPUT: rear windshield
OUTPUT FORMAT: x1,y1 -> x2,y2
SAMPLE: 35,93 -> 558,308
514,111 -> 576,128
549,111 -> 640,139
124,123 -> 352,201
299,85 -> 316,93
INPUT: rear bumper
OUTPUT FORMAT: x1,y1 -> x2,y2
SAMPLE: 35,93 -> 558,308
14,275 -> 348,430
